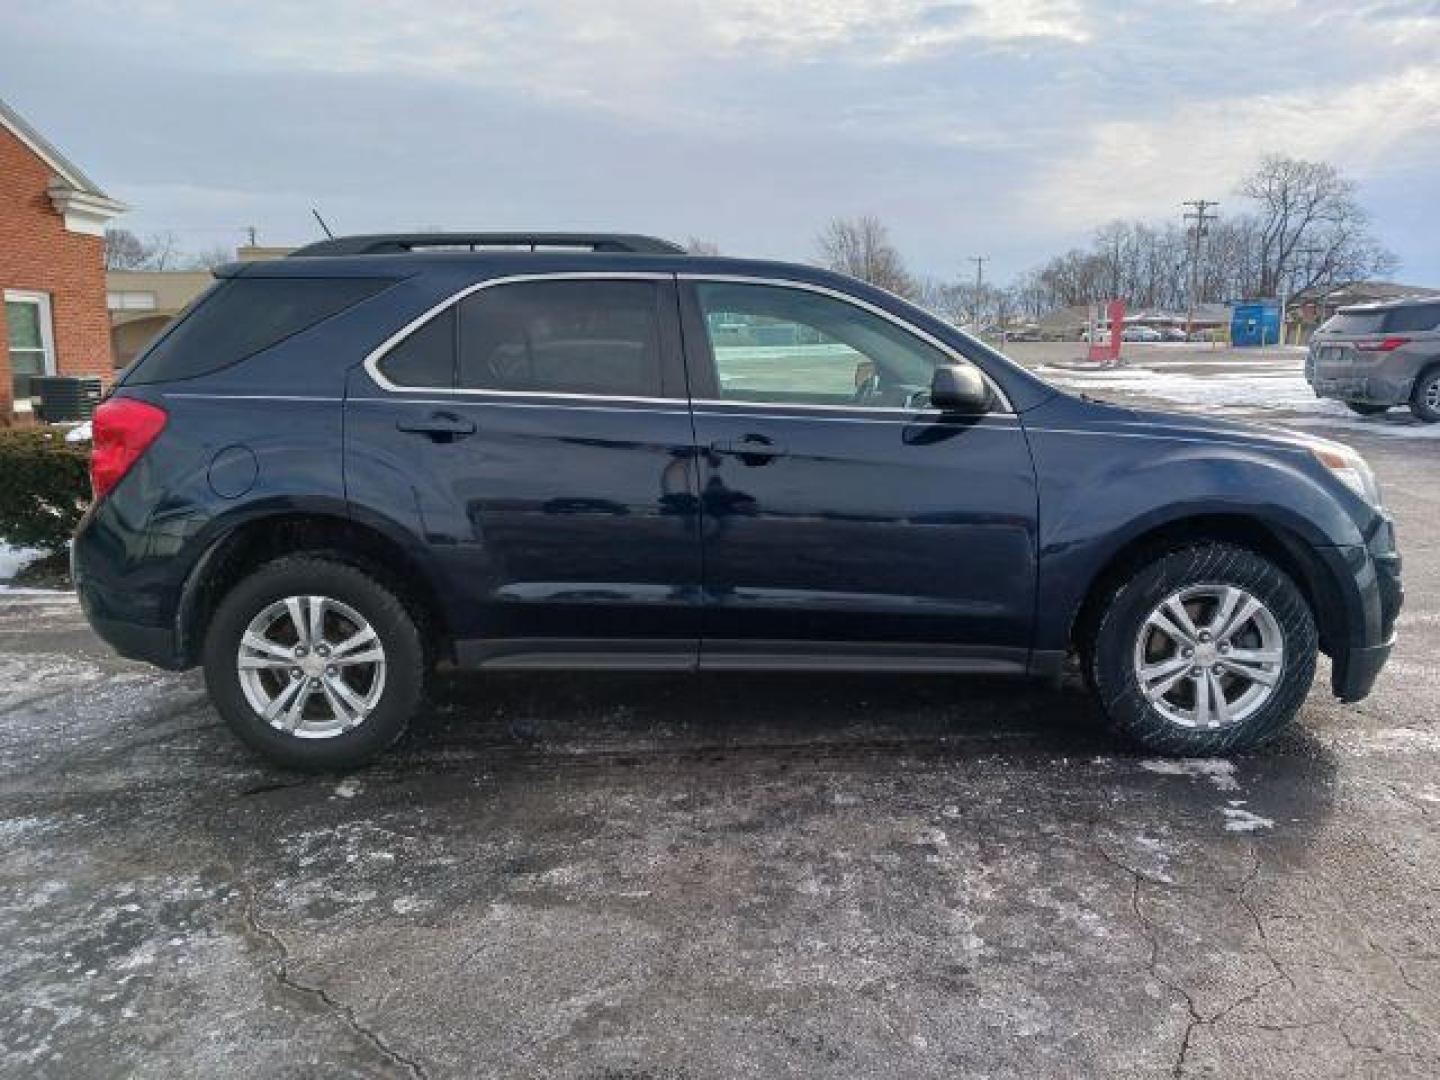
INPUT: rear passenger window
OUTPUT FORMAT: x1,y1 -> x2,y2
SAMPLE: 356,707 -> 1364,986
127,277 -> 390,385
1323,311 -> 1384,335
457,281 -> 662,397
1384,304 -> 1440,333
378,307 -> 455,388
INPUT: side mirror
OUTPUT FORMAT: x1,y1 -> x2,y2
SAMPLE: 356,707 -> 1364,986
930,363 -> 991,413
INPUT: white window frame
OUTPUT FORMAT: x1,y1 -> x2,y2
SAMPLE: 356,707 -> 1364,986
4,289 -> 58,411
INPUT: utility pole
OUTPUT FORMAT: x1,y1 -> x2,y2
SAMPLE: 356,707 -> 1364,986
1182,199 -> 1218,337
967,255 -> 988,331
246,225 -> 257,247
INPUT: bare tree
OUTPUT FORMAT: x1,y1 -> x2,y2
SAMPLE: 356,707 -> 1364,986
104,228 -> 184,271
815,216 -> 916,298
145,231 -> 181,271
1015,155 -> 1397,317
104,228 -> 151,270
187,245 -> 236,270
684,237 -> 720,256
916,277 -> 1015,331
1239,155 -> 1395,297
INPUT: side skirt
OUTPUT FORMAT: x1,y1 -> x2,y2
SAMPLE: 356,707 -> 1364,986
453,638 -> 1044,676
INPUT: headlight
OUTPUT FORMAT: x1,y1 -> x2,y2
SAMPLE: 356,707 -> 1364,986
1310,443 -> 1383,506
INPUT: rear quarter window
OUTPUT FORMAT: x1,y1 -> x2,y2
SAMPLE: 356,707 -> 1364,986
125,277 -> 391,385
1322,311 -> 1385,335
1383,304 -> 1440,333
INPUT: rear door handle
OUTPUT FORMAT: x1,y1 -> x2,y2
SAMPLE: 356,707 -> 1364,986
710,435 -> 787,462
396,412 -> 476,440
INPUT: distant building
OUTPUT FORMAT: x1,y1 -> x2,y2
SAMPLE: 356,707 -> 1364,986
1035,302 -> 1228,340
107,269 -> 213,368
0,97 -> 126,417
107,245 -> 294,367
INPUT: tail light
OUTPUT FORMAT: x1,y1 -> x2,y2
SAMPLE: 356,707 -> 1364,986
90,397 -> 167,501
1355,336 -> 1411,352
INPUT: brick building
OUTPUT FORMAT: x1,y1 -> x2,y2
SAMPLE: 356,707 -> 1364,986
1,97 -> 125,418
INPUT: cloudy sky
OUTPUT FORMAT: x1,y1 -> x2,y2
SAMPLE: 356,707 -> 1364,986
5,1 -> 1439,284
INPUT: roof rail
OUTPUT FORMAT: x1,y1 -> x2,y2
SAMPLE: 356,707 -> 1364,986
289,232 -> 686,258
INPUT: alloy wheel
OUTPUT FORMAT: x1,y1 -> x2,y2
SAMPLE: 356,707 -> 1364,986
1132,584 -> 1285,730
236,595 -> 387,739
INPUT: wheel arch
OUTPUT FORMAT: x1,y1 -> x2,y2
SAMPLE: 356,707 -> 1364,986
1411,359 -> 1440,408
176,509 -> 451,667
1068,512 -> 1347,663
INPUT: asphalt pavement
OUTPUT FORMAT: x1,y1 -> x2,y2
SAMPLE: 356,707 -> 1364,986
2,354 -> 1437,1078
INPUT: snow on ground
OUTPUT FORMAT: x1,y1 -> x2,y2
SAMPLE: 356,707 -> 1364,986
0,544 -> 47,583
1038,362 -> 1440,439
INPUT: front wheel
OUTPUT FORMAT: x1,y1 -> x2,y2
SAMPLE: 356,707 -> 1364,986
1410,368 -> 1440,423
1088,544 -> 1317,755
203,556 -> 427,770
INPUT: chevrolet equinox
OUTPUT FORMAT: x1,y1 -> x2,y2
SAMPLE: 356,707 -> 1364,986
73,233 -> 1402,769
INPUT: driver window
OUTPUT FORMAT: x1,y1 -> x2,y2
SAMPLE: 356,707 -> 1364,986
695,282 -> 951,409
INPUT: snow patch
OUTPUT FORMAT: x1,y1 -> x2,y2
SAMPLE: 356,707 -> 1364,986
1140,757 -> 1240,792
1221,801 -> 1274,833
332,778 -> 362,799
1039,363 -> 1440,437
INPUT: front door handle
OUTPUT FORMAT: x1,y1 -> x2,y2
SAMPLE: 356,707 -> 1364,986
710,435 -> 787,463
396,412 -> 476,441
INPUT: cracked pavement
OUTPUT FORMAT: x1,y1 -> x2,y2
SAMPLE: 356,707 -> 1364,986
2,388 -> 1439,1078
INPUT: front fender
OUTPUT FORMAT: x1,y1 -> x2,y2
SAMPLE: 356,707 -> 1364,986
1023,398 -> 1368,654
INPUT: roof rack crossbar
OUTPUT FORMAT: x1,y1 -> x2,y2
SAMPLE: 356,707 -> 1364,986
289,232 -> 686,258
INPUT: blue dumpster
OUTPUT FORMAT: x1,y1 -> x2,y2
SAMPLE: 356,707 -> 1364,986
1231,301 -> 1281,347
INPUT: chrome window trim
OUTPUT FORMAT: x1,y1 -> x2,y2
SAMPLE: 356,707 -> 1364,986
678,272 -> 1015,414
348,396 -> 691,416
693,408 -> 1019,427
363,271 -> 679,400
364,269 -> 1013,415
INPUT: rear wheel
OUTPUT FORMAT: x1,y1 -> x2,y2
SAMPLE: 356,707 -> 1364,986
1088,543 -> 1317,755
1410,367 -> 1440,423
203,556 -> 426,770
1345,401 -> 1389,416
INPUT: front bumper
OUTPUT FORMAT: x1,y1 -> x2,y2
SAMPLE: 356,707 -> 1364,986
1326,517 -> 1402,701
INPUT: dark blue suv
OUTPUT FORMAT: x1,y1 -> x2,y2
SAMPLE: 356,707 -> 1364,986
74,233 -> 1402,769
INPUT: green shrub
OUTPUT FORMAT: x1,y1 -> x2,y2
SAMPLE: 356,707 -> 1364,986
0,428 -> 90,552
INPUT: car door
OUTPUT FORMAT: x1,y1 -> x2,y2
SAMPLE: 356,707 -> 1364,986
679,275 -> 1038,671
344,272 -> 703,667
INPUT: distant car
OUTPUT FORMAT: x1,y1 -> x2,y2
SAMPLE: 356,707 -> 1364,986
1122,326 -> 1162,342
1307,298 -> 1440,421
1188,329 -> 1214,342
1160,327 -> 1188,342
1081,327 -> 1112,343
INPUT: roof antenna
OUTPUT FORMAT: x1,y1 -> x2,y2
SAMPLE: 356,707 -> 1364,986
311,208 -> 335,239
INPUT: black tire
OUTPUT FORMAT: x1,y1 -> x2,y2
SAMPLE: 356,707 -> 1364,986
1410,367 -> 1440,423
202,556 -> 427,771
1345,401 -> 1389,416
1087,543 -> 1317,756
